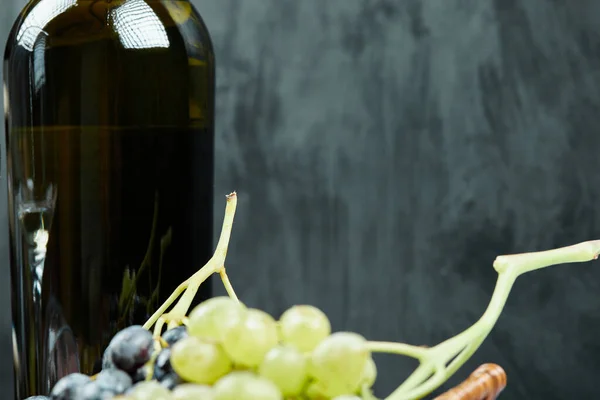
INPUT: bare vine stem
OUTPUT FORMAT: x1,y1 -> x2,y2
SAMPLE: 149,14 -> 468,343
143,192 -> 239,336
378,240 -> 600,400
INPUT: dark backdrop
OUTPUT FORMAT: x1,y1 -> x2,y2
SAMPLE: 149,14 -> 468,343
3,0 -> 600,398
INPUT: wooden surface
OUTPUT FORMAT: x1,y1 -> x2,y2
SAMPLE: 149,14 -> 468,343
3,1 -> 600,398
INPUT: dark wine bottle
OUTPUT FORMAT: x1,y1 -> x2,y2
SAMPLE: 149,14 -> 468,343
3,0 -> 215,398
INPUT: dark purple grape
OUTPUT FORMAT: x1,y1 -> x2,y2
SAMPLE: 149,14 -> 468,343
74,382 -> 113,400
152,348 -> 172,381
159,371 -> 183,390
101,344 -> 115,370
95,368 -> 132,394
104,325 -> 153,373
50,373 -> 91,400
161,326 -> 188,346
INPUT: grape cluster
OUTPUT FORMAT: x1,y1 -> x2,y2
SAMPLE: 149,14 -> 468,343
22,191 -> 600,399
26,297 -> 377,400
23,192 -> 594,399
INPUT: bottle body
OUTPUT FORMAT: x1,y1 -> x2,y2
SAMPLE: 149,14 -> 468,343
4,0 -> 215,397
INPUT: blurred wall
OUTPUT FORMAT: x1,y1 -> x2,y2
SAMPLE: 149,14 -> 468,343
3,0 -> 600,398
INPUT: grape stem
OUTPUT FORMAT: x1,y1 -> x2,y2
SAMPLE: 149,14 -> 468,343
372,240 -> 600,400
220,269 -> 239,301
143,192 -> 240,336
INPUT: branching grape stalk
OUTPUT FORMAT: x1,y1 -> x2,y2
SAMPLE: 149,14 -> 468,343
143,192 -> 239,337
143,192 -> 600,400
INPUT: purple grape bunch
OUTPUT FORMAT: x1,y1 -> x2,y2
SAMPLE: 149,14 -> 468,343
26,325 -> 188,400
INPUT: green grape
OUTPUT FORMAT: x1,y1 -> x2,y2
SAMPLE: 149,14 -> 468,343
188,296 -> 247,342
309,332 -> 370,397
172,383 -> 214,399
129,381 -> 172,400
278,305 -> 331,352
304,381 -> 328,399
213,371 -> 283,400
258,345 -> 308,396
359,356 -> 377,388
332,396 -> 362,400
222,308 -> 279,367
171,336 -> 232,384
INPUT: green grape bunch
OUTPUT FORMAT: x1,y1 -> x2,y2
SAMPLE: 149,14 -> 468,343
29,192 -> 600,400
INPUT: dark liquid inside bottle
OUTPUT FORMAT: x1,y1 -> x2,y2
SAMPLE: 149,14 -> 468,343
4,1 -> 215,397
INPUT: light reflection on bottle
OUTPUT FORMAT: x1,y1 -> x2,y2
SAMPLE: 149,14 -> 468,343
111,0 -> 170,50
43,296 -> 79,394
16,0 -> 77,51
3,82 -> 9,118
32,33 -> 48,93
15,179 -> 57,395
12,327 -> 20,390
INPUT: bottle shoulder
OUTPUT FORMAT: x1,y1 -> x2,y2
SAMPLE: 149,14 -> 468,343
5,0 -> 213,58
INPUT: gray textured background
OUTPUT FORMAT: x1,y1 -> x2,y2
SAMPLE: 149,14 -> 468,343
3,0 -> 600,398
